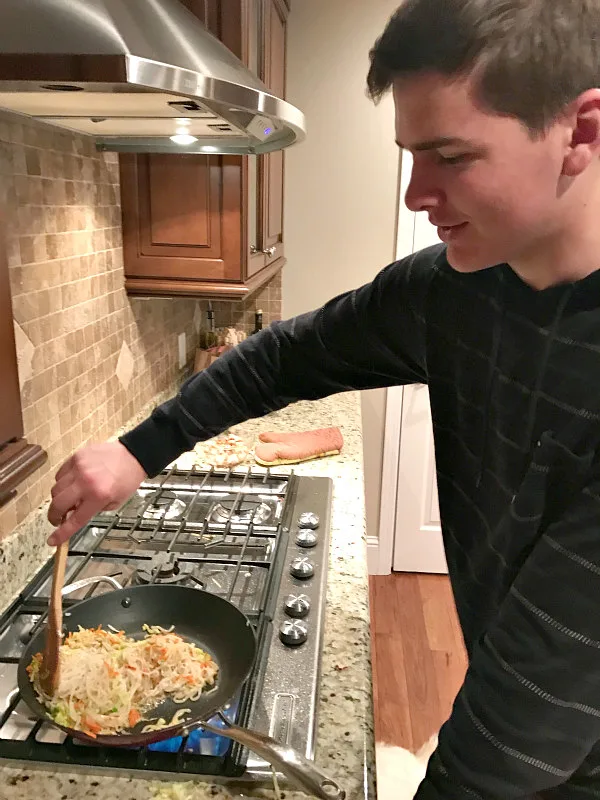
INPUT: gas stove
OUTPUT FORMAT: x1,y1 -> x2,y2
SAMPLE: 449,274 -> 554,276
0,466 -> 333,785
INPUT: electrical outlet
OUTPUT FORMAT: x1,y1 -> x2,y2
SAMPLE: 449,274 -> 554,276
178,332 -> 187,369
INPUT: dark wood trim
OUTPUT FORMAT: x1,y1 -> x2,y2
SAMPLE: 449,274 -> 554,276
243,256 -> 284,297
0,54 -> 127,83
177,0 -> 220,34
0,439 -> 48,508
221,154 -> 244,281
125,277 -> 249,299
125,257 -> 284,300
0,213 -> 47,508
0,218 -> 23,447
220,0 -> 244,57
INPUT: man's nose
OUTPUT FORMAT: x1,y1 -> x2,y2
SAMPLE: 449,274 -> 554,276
404,162 -> 443,213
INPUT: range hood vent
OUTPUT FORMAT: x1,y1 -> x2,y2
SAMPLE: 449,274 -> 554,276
0,0 -> 305,155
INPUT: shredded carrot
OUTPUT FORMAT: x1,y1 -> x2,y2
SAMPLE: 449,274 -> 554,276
128,709 -> 141,727
83,717 -> 102,733
104,661 -> 118,678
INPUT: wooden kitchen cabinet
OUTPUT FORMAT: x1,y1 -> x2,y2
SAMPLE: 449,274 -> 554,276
0,243 -> 24,450
0,221 -> 47,506
120,0 -> 289,300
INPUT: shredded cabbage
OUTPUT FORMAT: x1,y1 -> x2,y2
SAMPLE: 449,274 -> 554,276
27,624 -> 218,737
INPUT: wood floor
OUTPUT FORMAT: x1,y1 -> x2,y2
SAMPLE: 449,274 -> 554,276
369,573 -> 468,751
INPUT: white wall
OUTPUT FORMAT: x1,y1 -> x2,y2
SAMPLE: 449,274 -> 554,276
283,0 -> 401,540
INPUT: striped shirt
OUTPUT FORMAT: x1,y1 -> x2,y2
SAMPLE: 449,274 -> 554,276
122,244 -> 600,798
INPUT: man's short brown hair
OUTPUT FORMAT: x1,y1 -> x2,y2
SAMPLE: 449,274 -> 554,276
367,0 -> 600,133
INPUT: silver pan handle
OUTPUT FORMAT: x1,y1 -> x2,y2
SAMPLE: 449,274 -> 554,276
199,717 -> 346,799
62,576 -> 123,595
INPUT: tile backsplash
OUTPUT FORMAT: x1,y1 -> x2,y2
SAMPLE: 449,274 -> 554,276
0,111 -> 281,539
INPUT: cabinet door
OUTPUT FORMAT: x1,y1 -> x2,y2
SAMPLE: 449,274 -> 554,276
120,153 -> 241,283
120,0 -> 244,289
259,0 -> 287,266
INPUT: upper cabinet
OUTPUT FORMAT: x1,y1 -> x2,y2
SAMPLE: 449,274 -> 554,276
120,0 -> 290,300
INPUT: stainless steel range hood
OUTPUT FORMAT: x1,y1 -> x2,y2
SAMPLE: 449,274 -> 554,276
0,0 -> 305,155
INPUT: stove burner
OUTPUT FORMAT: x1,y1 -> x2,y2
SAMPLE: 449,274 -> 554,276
210,501 -> 272,526
142,490 -> 186,520
131,553 -> 204,588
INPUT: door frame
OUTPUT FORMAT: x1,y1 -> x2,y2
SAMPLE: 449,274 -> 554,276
367,385 -> 405,574
367,149 -> 415,574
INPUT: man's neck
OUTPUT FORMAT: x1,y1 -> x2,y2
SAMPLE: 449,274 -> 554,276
510,184 -> 600,290
510,251 -> 600,291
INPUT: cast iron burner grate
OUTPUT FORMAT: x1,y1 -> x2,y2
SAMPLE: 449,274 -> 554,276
131,553 -> 205,588
208,500 -> 273,526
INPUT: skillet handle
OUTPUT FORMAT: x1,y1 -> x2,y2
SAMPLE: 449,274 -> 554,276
200,718 -> 346,799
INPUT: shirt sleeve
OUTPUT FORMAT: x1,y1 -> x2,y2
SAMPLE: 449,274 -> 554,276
119,245 -> 442,476
415,463 -> 600,799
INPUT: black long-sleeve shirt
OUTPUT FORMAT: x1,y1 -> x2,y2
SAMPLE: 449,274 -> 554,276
121,244 -> 600,798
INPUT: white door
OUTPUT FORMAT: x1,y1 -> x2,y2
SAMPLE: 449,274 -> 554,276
391,151 -> 447,573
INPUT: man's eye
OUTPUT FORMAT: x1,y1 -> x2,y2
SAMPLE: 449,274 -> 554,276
437,153 -> 469,165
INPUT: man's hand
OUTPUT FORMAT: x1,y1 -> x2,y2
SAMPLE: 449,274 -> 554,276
47,442 -> 147,546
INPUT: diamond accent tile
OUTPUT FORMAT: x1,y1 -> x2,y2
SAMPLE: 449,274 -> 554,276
115,340 -> 134,392
13,320 -> 34,389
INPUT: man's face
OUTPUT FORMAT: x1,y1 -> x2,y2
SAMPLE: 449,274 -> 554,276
393,72 -> 570,272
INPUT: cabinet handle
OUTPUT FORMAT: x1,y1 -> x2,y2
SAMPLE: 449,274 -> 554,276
250,245 -> 277,257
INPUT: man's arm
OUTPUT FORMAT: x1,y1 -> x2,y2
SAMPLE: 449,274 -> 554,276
47,245 -> 442,545
415,466 -> 600,798
120,254 -> 432,477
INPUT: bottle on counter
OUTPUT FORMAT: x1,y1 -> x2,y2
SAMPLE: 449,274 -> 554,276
199,307 -> 218,349
252,309 -> 263,335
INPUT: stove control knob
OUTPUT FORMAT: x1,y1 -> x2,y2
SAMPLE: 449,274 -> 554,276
295,529 -> 318,548
279,619 -> 308,647
284,593 -> 311,618
290,556 -> 314,580
297,512 -> 320,529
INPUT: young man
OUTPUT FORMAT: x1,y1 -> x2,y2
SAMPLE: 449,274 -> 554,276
47,1 -> 600,796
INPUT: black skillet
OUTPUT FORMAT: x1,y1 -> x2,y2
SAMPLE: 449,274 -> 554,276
17,585 -> 345,799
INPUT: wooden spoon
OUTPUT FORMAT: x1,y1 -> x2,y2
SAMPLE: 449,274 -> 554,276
40,541 -> 69,696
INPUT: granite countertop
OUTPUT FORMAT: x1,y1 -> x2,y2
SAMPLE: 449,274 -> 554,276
0,392 -> 374,800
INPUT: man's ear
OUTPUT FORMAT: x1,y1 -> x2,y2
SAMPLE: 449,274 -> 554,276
562,88 -> 600,177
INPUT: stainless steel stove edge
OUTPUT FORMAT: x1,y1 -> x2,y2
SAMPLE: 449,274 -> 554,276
245,475 -> 332,774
